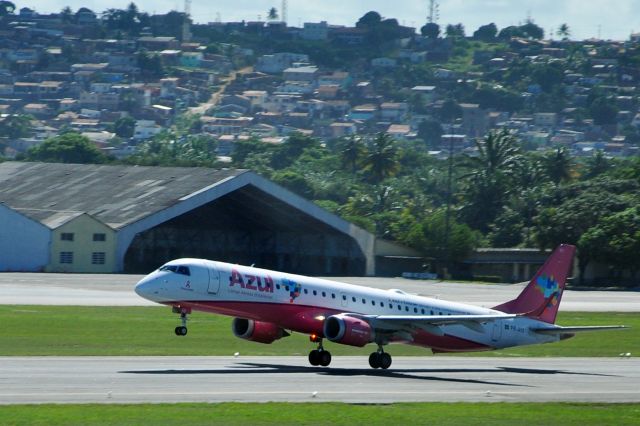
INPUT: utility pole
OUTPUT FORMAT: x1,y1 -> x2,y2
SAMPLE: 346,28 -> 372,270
182,0 -> 192,42
281,0 -> 288,24
427,0 -> 439,24
443,125 -> 453,280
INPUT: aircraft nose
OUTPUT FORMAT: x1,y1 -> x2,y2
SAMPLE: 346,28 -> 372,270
134,276 -> 155,300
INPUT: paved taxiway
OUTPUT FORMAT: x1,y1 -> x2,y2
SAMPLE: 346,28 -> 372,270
1,273 -> 638,311
1,356 -> 638,404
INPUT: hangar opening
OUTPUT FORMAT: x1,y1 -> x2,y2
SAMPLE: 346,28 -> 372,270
124,185 -> 366,275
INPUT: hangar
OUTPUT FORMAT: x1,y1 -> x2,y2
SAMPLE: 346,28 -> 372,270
0,162 -> 417,275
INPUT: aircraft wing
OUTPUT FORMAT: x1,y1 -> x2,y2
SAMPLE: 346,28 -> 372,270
531,325 -> 628,335
347,313 -> 516,336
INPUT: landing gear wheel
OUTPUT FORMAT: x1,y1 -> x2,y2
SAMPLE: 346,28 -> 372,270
380,352 -> 392,369
175,326 -> 187,336
319,350 -> 332,367
308,349 -> 321,366
369,352 -> 381,369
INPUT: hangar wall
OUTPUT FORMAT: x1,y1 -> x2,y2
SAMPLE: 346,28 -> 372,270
48,214 -> 117,273
0,204 -> 50,272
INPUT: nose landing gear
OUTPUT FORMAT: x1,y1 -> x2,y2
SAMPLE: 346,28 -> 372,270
172,306 -> 190,336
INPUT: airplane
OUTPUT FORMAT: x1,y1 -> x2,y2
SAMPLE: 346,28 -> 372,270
134,244 -> 626,369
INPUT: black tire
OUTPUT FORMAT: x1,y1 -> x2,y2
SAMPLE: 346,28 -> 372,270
174,326 -> 182,336
380,352 -> 392,370
308,350 -> 320,366
175,326 -> 187,336
319,350 -> 332,367
368,352 -> 381,369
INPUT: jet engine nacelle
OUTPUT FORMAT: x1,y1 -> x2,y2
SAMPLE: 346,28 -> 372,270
231,318 -> 288,344
323,314 -> 374,347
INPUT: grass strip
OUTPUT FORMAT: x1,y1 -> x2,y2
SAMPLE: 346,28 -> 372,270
0,306 -> 636,357
1,402 -> 640,426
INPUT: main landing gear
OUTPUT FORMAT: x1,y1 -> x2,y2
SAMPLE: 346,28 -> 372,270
308,334 -> 332,367
368,345 -> 392,369
173,306 -> 190,336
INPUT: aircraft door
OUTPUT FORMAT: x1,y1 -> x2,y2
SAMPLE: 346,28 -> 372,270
491,322 -> 502,342
340,292 -> 348,308
207,264 -> 221,294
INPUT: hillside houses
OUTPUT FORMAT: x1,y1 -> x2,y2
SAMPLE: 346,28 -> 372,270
0,7 -> 639,162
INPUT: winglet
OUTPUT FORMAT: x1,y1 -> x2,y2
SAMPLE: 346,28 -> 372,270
493,244 -> 576,324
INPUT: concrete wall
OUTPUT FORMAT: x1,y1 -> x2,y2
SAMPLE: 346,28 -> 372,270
0,204 -> 50,271
48,214 -> 117,273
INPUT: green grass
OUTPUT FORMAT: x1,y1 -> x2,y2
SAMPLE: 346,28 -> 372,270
0,306 -> 636,357
1,402 -> 639,426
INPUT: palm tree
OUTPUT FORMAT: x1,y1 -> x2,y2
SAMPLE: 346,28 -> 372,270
557,23 -> 570,40
267,7 -> 278,21
338,135 -> 364,174
460,129 -> 523,231
362,133 -> 399,184
543,146 -> 573,186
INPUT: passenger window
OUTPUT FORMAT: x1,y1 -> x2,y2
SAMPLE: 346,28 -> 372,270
285,286 -> 289,291
380,301 -> 384,307
388,303 -> 392,308
397,305 -> 401,311
352,296 -> 356,302
304,289 -> 308,294
371,300 -> 375,306
331,293 -> 336,299
430,310 -> 434,315
421,308 -> 425,314
313,290 -> 317,296
322,292 -> 326,297
414,307 -> 418,313
405,306 -> 409,312
342,295 -> 347,301
362,298 -> 366,304
276,284 -> 281,290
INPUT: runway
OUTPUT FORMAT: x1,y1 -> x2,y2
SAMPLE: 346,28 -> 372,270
1,356 -> 638,404
1,273 -> 638,311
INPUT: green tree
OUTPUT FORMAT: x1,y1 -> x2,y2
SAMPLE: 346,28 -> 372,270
338,135 -> 365,175
113,116 -> 136,138
473,23 -> 497,41
579,207 -> 640,285
267,7 -> 278,21
356,11 -> 382,28
445,23 -> 465,39
137,49 -> 165,79
405,209 -> 480,271
460,129 -> 522,231
417,118 -> 443,149
582,150 -> 611,179
25,133 -> 109,164
589,96 -> 618,125
420,22 -> 440,39
557,23 -> 571,40
60,6 -> 73,23
542,146 -> 573,186
0,1 -> 15,16
362,133 -> 399,184
0,114 -> 33,139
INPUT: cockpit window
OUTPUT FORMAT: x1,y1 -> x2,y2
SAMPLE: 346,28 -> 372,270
159,265 -> 191,276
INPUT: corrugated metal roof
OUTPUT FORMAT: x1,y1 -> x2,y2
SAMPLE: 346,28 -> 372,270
0,162 -> 246,229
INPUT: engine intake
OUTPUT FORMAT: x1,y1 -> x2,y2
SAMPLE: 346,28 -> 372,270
232,318 -> 289,344
323,314 -> 373,347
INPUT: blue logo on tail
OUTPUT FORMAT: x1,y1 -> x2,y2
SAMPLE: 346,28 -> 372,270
535,275 -> 560,307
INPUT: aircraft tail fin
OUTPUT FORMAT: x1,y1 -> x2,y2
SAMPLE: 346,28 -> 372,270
492,244 -> 576,324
